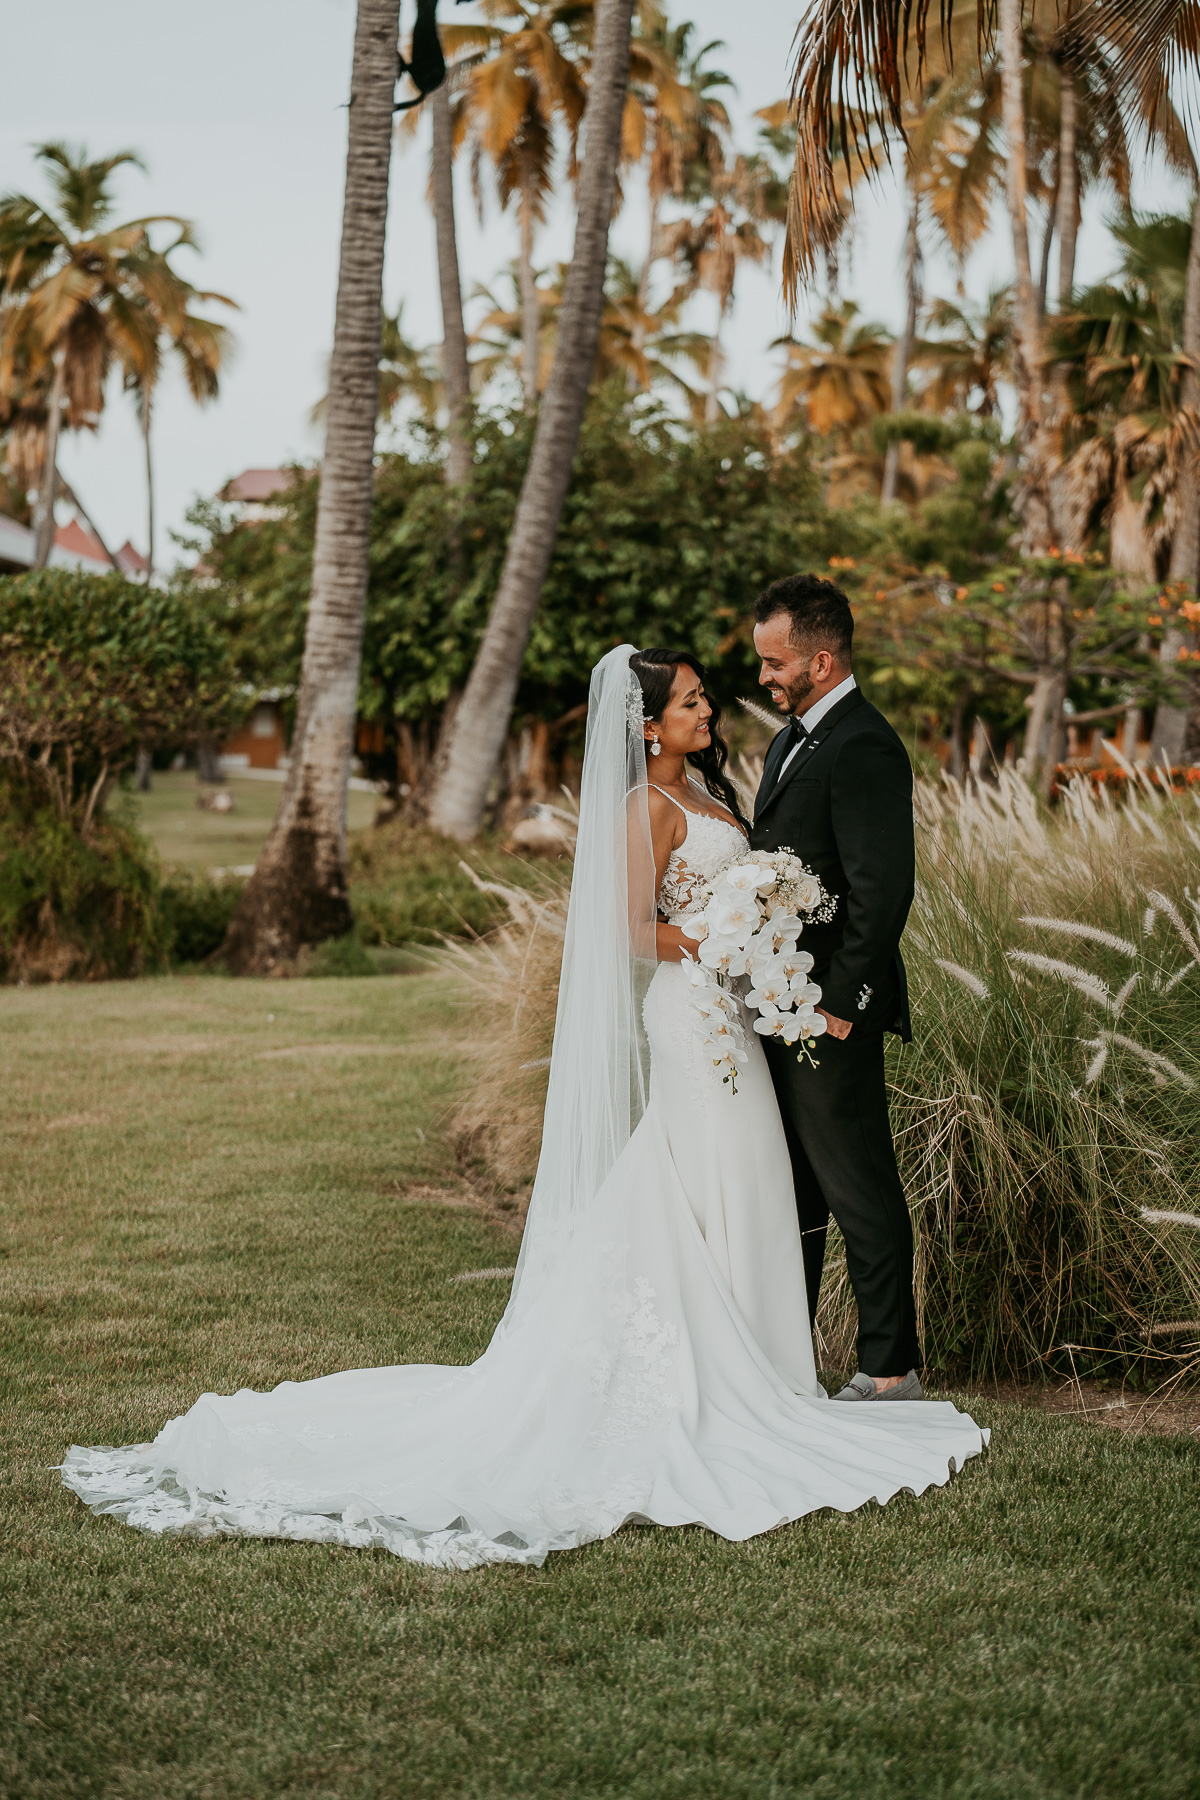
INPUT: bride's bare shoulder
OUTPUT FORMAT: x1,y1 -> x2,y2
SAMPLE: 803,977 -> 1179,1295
630,784 -> 687,851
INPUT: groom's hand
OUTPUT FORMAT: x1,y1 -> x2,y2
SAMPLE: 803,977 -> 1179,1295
816,1008 -> 852,1040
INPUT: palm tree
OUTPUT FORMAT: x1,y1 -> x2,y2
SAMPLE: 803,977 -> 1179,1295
773,302 -> 893,443
457,1 -> 587,411
876,68 -> 996,499
314,302 -> 444,429
469,263 -> 558,397
591,256 -> 710,400
0,143 -> 219,568
660,152 -> 770,422
916,288 -> 1012,416
786,1 -> 1066,543
396,19 -> 497,483
632,25 -> 732,310
474,254 -> 708,400
1090,0 -> 1200,758
123,237 -> 234,578
426,0 -> 638,840
221,0 -> 406,971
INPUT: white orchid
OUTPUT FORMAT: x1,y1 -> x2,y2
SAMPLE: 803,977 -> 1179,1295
708,895 -> 762,943
694,989 -> 737,1022
779,948 -> 815,982
795,1005 -> 828,1038
698,933 -> 751,977
702,1016 -> 749,1061
761,905 -> 803,955
719,861 -> 774,897
752,1003 -> 804,1044
789,978 -> 823,1006
745,958 -> 793,1010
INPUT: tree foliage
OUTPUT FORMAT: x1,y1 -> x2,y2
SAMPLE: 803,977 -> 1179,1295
0,569 -> 239,831
179,393 -> 862,779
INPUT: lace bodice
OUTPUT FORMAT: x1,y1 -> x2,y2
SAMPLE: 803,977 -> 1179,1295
655,792 -> 747,925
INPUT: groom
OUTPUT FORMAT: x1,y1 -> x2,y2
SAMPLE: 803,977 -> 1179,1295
749,573 -> 922,1401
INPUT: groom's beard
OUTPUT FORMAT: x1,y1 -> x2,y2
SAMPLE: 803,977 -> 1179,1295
776,671 -> 815,716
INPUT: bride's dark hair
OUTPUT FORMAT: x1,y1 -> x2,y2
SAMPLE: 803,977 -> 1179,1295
630,648 -> 749,830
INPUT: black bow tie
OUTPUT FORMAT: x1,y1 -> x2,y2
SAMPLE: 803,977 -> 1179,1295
788,716 -> 808,743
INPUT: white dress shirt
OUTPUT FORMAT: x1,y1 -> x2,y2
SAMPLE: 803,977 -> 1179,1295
775,673 -> 857,782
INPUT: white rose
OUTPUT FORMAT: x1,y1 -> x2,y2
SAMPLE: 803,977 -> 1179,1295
793,874 -> 823,913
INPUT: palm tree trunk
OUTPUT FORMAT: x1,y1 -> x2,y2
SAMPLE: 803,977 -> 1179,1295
430,80 -> 472,487
998,0 -> 1040,427
518,162 -> 541,412
221,0 -> 400,972
705,303 -> 726,425
628,185 -> 661,393
143,390 -> 156,581
1151,188 -> 1200,764
998,0 -> 1056,552
1025,665 -> 1068,797
882,180 -> 919,505
426,0 -> 637,841
1056,69 -> 1079,311
55,468 -> 119,571
32,350 -> 67,569
1036,179 -> 1057,322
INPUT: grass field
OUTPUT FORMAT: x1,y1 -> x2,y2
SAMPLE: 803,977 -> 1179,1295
115,772 -> 379,873
1,976 -> 1198,1799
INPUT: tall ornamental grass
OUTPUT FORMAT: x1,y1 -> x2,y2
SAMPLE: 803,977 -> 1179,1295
448,767 -> 1200,1380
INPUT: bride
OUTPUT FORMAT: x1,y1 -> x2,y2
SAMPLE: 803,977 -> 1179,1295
62,644 -> 986,1569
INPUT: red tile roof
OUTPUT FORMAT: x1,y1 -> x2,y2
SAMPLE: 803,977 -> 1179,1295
54,517 -> 110,564
116,539 -> 149,575
219,467 -> 293,503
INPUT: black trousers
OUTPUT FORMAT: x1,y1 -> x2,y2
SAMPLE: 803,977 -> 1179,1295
763,1028 -> 920,1376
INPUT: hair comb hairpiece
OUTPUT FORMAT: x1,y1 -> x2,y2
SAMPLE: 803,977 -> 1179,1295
626,677 -> 645,729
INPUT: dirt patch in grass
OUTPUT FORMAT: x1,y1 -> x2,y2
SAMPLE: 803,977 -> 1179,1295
979,1377 -> 1200,1438
393,1179 -> 526,1237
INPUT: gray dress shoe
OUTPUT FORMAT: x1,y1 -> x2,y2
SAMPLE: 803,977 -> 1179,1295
832,1369 -> 924,1402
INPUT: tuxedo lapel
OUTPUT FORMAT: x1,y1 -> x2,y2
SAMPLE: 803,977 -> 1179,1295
755,687 -> 866,820
756,727 -> 792,810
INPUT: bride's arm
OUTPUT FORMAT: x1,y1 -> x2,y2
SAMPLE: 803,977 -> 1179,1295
645,790 -> 703,964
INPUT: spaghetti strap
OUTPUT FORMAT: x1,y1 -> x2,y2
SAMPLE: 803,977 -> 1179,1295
646,783 -> 692,815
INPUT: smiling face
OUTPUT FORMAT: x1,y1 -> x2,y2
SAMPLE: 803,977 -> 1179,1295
646,663 -> 713,759
753,611 -> 842,715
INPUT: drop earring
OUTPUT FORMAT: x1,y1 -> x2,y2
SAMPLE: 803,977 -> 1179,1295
649,737 -> 661,756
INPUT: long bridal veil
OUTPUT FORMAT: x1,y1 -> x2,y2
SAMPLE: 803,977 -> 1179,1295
498,644 -> 656,1320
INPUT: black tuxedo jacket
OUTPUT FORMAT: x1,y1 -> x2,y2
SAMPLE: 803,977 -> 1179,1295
750,687 -> 914,1040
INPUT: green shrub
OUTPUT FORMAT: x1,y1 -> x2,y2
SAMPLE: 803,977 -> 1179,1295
160,872 -> 246,967
0,569 -> 239,980
306,934 -> 378,978
348,823 -> 545,946
0,782 -> 165,981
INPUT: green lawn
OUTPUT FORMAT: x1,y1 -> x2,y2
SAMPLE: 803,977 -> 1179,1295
115,772 -> 378,873
1,977 -> 1197,1799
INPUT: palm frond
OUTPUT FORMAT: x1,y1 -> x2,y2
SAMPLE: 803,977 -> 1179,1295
785,0 -> 993,301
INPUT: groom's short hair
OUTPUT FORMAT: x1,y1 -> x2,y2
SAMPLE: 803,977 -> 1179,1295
754,574 -> 853,666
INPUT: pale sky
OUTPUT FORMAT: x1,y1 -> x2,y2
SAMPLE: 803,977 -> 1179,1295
2,0 -> 1189,562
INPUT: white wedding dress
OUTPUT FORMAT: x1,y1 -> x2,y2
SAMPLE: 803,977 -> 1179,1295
61,650 -> 986,1569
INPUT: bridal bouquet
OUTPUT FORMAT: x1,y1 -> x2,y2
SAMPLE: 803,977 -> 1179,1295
680,851 -> 837,1091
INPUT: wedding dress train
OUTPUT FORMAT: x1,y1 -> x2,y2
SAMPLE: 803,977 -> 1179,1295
61,651 -> 986,1569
